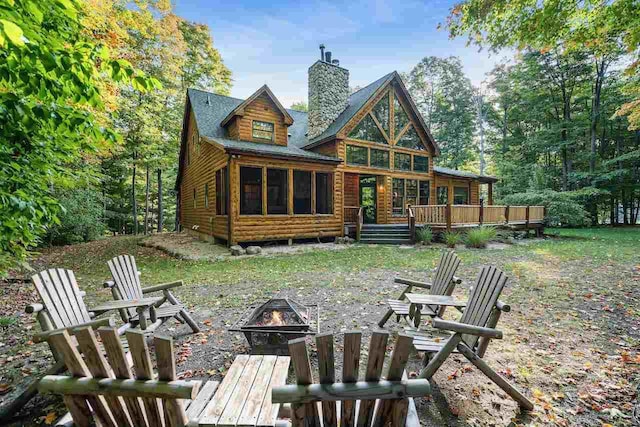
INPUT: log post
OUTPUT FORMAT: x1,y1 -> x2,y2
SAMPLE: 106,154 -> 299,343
479,199 -> 484,225
505,205 -> 510,224
525,206 -> 530,228
445,203 -> 452,232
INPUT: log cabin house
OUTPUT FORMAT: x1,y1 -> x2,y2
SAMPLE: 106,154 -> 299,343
176,46 -> 542,245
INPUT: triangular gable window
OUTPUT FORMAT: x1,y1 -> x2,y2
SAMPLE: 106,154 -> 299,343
348,114 -> 387,144
372,96 -> 390,135
396,125 -> 424,150
393,94 -> 409,138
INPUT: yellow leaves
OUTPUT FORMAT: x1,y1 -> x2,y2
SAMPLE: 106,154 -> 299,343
584,361 -> 593,372
43,412 -> 57,425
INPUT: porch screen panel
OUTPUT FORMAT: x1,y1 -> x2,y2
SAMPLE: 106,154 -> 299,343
419,181 -> 430,205
216,168 -> 227,215
454,187 -> 469,205
392,178 -> 405,216
240,166 -> 262,215
315,173 -> 333,214
267,169 -> 288,215
293,170 -> 312,214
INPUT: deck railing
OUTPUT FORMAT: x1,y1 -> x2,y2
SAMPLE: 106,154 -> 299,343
344,206 -> 360,224
411,204 -> 546,229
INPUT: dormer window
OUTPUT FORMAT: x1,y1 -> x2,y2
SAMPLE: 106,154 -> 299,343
252,120 -> 274,141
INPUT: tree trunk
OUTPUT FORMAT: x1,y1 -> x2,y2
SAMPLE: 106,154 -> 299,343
144,164 -> 150,235
590,58 -> 606,174
502,106 -> 508,154
132,151 -> 138,235
476,93 -> 486,175
157,169 -> 163,232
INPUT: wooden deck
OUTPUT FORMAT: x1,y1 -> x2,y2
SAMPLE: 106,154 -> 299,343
345,204 -> 545,232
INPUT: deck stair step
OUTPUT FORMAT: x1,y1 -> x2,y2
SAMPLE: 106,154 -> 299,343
359,224 -> 412,245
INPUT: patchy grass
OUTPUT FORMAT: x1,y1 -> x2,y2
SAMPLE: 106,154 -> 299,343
2,227 -> 639,426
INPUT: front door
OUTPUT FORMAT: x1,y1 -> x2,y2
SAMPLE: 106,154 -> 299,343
359,176 -> 377,223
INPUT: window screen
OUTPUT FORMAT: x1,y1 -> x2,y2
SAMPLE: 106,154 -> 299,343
240,167 -> 262,215
315,173 -> 333,214
267,169 -> 288,215
293,170 -> 312,214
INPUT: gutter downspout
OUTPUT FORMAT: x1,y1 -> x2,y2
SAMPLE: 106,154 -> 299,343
226,153 -> 232,247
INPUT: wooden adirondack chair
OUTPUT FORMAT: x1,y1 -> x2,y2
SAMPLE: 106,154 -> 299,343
38,327 -> 220,427
0,269 -> 128,421
272,331 -> 431,427
416,265 -> 534,411
379,250 -> 462,328
104,254 -> 200,334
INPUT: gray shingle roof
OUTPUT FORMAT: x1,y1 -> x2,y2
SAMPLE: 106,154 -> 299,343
434,166 -> 498,183
187,88 -> 338,163
205,136 -> 341,163
305,72 -> 396,146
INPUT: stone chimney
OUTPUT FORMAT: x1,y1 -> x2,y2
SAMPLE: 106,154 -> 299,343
307,45 -> 349,140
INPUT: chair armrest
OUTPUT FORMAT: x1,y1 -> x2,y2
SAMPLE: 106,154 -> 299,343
104,280 -> 115,289
431,318 -> 502,339
26,304 -> 44,314
496,300 -> 510,312
90,297 -> 161,313
394,278 -> 432,289
33,317 -> 115,343
452,276 -> 462,284
142,280 -> 183,294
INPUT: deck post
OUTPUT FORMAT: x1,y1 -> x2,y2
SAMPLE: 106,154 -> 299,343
487,182 -> 494,205
445,203 -> 452,232
479,200 -> 484,225
505,205 -> 510,225
525,206 -> 530,229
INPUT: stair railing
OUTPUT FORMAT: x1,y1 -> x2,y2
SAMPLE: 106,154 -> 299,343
356,206 -> 364,242
407,205 -> 416,243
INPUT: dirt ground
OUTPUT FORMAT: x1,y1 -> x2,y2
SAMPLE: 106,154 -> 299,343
1,228 -> 638,426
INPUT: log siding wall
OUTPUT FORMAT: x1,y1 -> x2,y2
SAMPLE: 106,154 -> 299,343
179,110 -> 229,240
227,94 -> 289,146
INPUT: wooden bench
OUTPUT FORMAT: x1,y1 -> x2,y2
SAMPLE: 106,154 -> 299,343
39,326 -> 291,427
379,250 -> 462,329
272,331 -> 430,427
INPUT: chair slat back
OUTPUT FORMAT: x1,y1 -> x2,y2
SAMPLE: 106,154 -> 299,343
459,266 -> 508,349
32,269 -> 92,329
45,327 -> 192,427
108,255 -> 143,318
430,251 -> 461,296
286,331 -> 415,427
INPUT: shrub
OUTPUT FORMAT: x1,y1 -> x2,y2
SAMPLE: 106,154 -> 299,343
416,226 -> 433,244
443,231 -> 462,248
44,188 -> 106,246
466,226 -> 497,248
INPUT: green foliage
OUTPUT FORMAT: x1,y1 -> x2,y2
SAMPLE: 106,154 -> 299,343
0,0 -> 155,270
290,101 -> 308,112
443,231 -> 462,248
403,56 -> 476,169
465,226 -> 497,248
500,190 -> 609,227
0,317 -> 16,327
416,226 -> 433,244
45,189 -> 106,245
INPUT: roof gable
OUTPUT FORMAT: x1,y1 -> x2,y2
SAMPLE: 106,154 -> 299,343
304,72 -> 440,155
220,85 -> 294,127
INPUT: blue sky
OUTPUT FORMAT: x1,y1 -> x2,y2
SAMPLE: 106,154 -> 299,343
174,0 -> 511,107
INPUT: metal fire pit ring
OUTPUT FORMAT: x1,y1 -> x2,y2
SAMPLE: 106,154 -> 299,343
229,299 -> 319,355
228,298 -> 320,355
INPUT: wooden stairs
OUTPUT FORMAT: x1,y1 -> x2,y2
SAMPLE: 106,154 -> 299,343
359,224 -> 412,245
